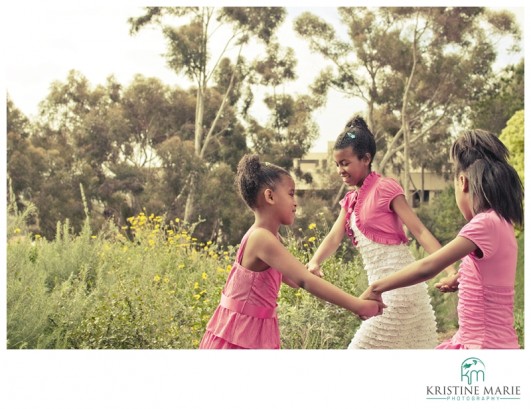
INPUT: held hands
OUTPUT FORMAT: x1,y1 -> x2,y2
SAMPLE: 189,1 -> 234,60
357,286 -> 386,320
306,260 -> 324,278
435,273 -> 459,293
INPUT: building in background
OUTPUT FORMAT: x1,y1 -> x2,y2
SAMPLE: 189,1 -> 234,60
293,141 -> 450,207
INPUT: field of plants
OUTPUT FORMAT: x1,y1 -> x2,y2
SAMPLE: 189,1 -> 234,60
6,207 -> 524,349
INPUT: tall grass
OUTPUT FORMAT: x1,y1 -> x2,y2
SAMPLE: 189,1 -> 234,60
6,209 -> 524,349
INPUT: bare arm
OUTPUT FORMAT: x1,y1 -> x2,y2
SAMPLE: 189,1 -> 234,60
250,228 -> 383,317
369,236 -> 476,294
392,195 -> 457,276
307,209 -> 347,276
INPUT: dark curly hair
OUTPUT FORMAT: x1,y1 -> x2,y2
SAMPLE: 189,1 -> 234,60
236,154 -> 291,209
334,115 -> 376,168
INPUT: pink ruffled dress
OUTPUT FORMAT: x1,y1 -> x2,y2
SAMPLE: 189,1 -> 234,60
341,172 -> 438,349
199,229 -> 282,349
436,210 -> 520,349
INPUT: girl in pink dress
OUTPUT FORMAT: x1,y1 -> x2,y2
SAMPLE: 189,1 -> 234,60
308,116 -> 453,348
199,154 -> 384,349
363,129 -> 524,349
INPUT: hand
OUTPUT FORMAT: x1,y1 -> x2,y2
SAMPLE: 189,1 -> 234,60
358,286 -> 386,320
358,299 -> 386,320
435,274 -> 459,293
306,260 -> 324,278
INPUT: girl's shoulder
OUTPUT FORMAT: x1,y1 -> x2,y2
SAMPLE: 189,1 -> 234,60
246,227 -> 280,247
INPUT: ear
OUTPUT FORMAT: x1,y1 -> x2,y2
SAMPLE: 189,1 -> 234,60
459,174 -> 469,193
263,188 -> 275,204
362,153 -> 372,165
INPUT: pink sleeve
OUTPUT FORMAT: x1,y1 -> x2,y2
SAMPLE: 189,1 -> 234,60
458,213 -> 495,259
378,178 -> 405,211
339,190 -> 356,211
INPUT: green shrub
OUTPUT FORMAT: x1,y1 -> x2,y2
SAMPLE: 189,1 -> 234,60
6,209 -> 524,349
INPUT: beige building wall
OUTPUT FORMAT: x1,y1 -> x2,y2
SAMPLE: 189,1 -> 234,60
292,142 -> 450,205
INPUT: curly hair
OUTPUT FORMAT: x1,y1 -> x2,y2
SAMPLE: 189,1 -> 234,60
236,154 -> 291,209
334,115 -> 376,168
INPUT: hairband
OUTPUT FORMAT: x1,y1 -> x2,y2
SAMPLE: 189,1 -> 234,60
346,132 -> 356,139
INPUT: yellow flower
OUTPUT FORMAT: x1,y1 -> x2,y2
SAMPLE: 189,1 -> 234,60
308,236 -> 316,243
201,272 -> 208,280
14,228 -> 21,234
308,223 -> 317,230
153,274 -> 161,283
174,217 -> 180,223
194,282 -> 199,289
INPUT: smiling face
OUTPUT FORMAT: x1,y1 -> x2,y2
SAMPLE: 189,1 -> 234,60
333,147 -> 371,188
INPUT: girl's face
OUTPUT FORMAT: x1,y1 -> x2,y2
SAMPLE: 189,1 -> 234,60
274,175 -> 297,225
454,173 -> 474,221
333,147 -> 371,188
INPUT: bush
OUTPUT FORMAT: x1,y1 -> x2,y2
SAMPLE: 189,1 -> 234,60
7,209 -> 524,349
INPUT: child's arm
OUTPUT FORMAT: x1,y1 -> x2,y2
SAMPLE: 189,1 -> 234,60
366,236 -> 476,296
250,228 -> 384,318
307,209 -> 347,277
282,275 -> 300,288
434,274 -> 459,292
391,195 -> 457,276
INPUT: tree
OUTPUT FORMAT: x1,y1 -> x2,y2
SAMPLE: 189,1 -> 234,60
294,7 -> 521,203
499,109 -> 524,184
470,59 -> 524,135
129,7 -> 287,223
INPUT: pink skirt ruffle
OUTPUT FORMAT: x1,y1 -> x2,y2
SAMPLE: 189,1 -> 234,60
436,338 -> 469,349
199,331 -> 247,349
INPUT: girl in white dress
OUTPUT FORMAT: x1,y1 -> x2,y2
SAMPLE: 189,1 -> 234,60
308,116 -> 455,348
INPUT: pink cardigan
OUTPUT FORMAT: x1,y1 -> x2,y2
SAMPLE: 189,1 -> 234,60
339,171 -> 408,246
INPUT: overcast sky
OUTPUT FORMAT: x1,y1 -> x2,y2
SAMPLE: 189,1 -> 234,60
3,2 -> 525,152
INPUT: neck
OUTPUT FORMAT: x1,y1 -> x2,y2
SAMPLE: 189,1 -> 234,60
252,211 -> 281,234
356,170 -> 373,188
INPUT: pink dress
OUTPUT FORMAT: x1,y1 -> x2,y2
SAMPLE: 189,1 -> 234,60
437,210 -> 520,349
199,229 -> 282,349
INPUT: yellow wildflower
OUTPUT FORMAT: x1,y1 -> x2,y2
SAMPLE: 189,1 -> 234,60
308,223 -> 317,230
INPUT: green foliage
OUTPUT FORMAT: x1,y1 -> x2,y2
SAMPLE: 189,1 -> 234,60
499,109 -> 524,184
416,185 -> 466,245
470,60 -> 524,135
7,209 -> 524,349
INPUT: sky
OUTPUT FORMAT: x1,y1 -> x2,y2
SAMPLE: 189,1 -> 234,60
3,2 -> 525,152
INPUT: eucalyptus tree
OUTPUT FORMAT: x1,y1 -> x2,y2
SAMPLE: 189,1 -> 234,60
129,6 -> 287,223
294,7 -> 521,203
470,59 -> 524,135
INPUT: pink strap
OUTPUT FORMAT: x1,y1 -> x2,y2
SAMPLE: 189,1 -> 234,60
220,294 -> 277,319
